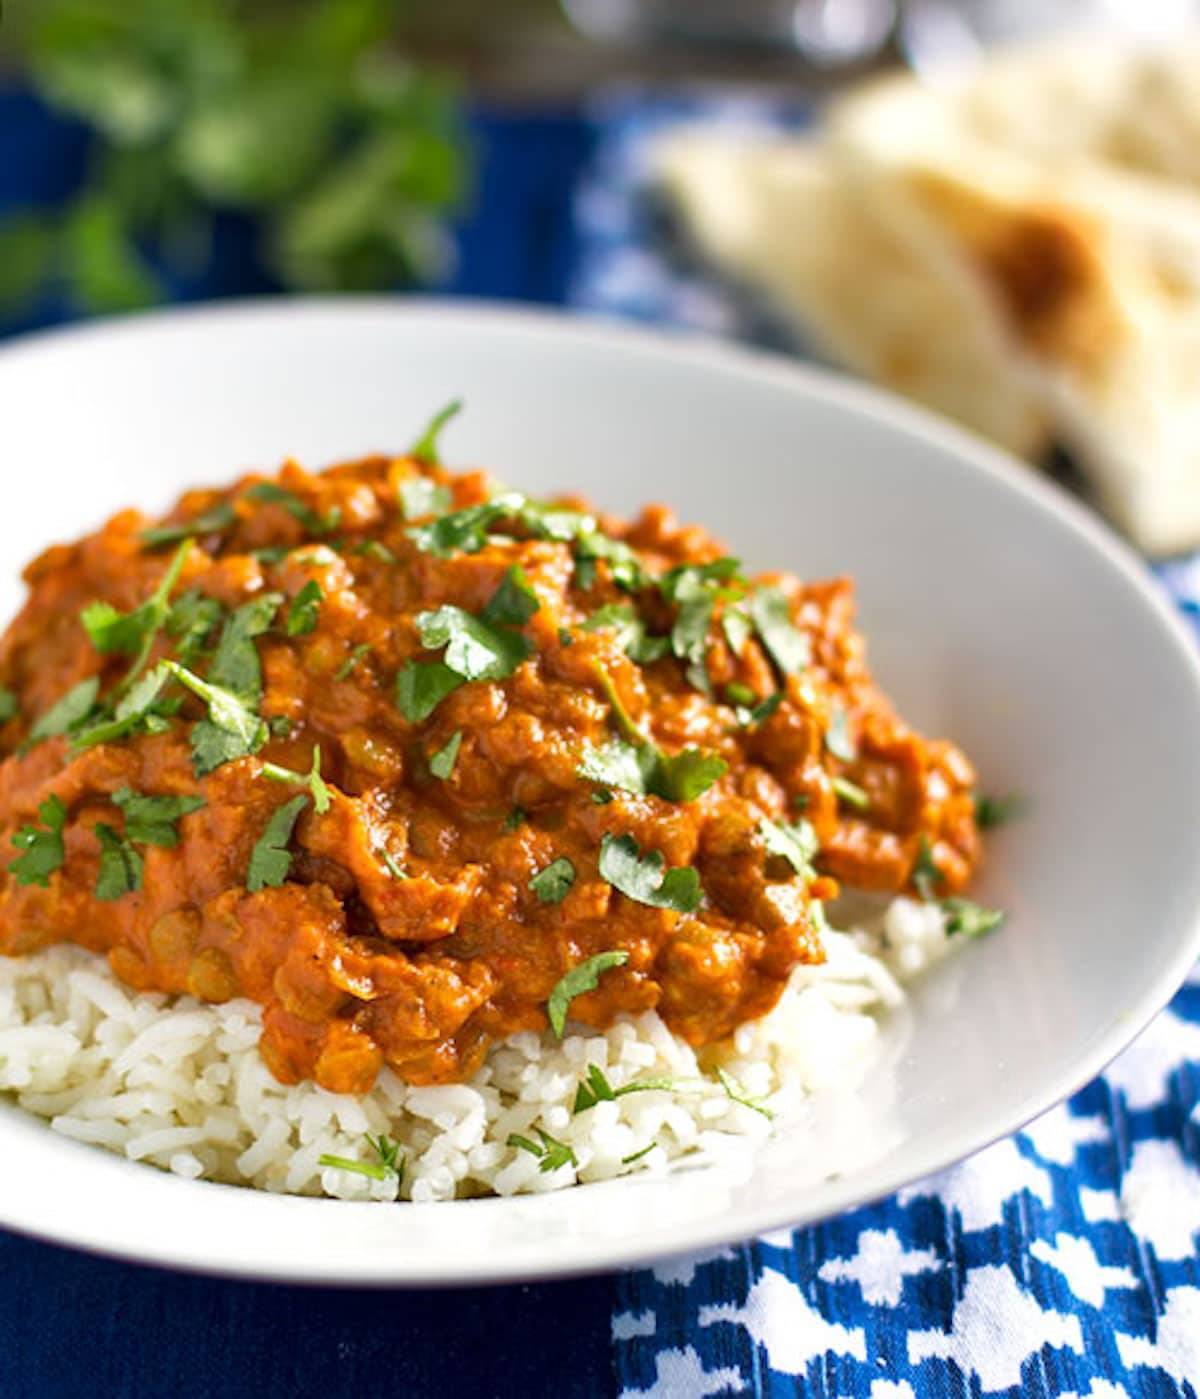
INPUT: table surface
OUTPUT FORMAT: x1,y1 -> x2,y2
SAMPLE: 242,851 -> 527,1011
0,88 -> 615,1399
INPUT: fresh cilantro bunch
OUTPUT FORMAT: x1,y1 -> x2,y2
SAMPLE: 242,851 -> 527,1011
0,0 -> 468,316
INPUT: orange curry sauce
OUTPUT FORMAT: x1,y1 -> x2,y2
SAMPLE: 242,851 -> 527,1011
0,445 -> 981,1094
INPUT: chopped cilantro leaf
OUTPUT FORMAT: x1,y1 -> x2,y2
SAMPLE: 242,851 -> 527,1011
573,529 -> 647,593
975,794 -> 1024,829
416,605 -> 531,682
406,495 -> 521,558
28,677 -> 101,747
428,730 -> 463,781
0,688 -> 17,724
942,897 -> 1005,938
261,746 -> 331,814
749,586 -> 810,677
735,691 -> 783,729
722,607 -> 753,657
506,1127 -> 577,1174
547,949 -> 630,1037
353,540 -> 397,563
529,856 -> 575,905
912,836 -> 942,901
335,644 -> 372,681
572,1063 -> 673,1113
578,730 -> 726,805
140,500 -> 236,549
409,399 -> 463,464
724,682 -> 755,707
583,604 -> 669,663
81,541 -> 192,669
395,660 -> 464,723
245,482 -> 339,536
285,581 -> 323,637
112,787 -> 205,847
319,1133 -> 404,1183
380,849 -> 408,880
598,833 -> 701,913
480,566 -> 540,628
164,661 -> 269,776
8,795 -> 67,887
503,807 -> 526,832
761,817 -> 818,877
93,823 -> 143,901
832,775 -> 870,812
622,1144 -> 656,1166
653,748 -> 727,803
246,794 -> 309,892
167,590 -> 224,665
398,475 -> 453,521
69,665 -> 174,753
824,703 -> 857,763
715,1066 -> 774,1120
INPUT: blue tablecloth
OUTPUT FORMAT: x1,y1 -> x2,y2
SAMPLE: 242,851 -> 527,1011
4,85 -> 1200,1398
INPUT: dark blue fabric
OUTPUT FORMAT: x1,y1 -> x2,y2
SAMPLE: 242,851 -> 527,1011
0,88 -> 612,1399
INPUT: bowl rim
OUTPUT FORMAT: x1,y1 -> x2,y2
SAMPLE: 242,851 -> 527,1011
1,293 -> 1199,1286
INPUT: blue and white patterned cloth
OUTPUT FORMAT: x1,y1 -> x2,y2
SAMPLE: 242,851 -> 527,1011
569,92 -> 1200,1397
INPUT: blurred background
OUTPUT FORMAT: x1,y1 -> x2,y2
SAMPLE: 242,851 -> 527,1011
4,0 -> 1200,553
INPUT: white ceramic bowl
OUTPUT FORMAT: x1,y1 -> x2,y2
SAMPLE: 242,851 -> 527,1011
1,299 -> 1198,1285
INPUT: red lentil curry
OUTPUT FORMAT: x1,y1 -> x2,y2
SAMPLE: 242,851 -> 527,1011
0,407 -> 989,1096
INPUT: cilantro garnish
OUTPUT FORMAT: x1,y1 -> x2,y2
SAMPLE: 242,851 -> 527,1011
379,849 -> 408,880
760,817 -> 818,877
285,581 -> 323,637
660,562 -> 743,693
416,604 -> 532,681
942,897 -> 1005,938
70,664 -> 175,752
27,676 -> 101,748
506,1127 -> 577,1174
975,794 -> 1024,829
583,604 -> 669,663
406,496 -> 520,558
748,586 -> 809,677
246,794 -> 309,892
8,795 -> 67,887
577,736 -> 726,805
140,500 -> 236,550
112,787 -> 205,846
832,775 -> 869,812
715,1066 -> 775,1120
480,566 -> 540,627
547,949 -> 630,1037
353,540 -> 398,564
622,1144 -> 656,1166
93,823 -> 143,901
573,528 -> 648,593
167,590 -> 225,665
0,688 -> 17,724
572,1064 -> 673,1114
319,1133 -> 404,1183
428,730 -> 463,781
502,807 -> 526,832
734,691 -> 783,729
529,856 -> 575,905
722,607 -> 753,657
335,644 -> 372,681
245,481 -> 340,536
81,541 -> 193,681
261,746 -> 332,814
395,660 -> 463,723
598,833 -> 701,913
912,836 -> 942,901
409,399 -> 463,464
724,682 -> 755,707
398,476 -> 453,521
824,703 -> 857,763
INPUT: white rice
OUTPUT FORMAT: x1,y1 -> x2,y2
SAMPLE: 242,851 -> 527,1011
0,896 -> 953,1201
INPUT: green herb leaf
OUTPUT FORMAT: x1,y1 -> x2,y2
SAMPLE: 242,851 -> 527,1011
380,849 -> 408,881
409,399 -> 462,464
395,660 -> 464,723
942,897 -> 1005,938
480,566 -> 540,628
912,836 -> 942,901
572,1063 -> 674,1113
573,529 -> 648,593
825,703 -> 857,763
164,660 -> 269,777
28,677 -> 101,747
577,738 -> 725,804
335,643 -> 372,681
319,1132 -> 404,1183
93,823 -> 143,901
583,604 -> 669,663
0,688 -> 16,724
749,586 -> 809,677
140,501 -> 237,550
622,1144 -> 656,1166
416,605 -> 531,682
506,1126 -> 577,1174
406,496 -> 518,558
715,1066 -> 775,1120
598,833 -> 701,913
502,807 -> 526,832
529,856 -> 575,905
261,746 -> 332,814
398,475 -> 453,521
167,590 -> 225,665
734,691 -> 783,729
353,539 -> 397,564
70,664 -> 174,753
975,794 -> 1024,829
547,949 -> 630,1037
246,481 -> 339,536
832,775 -> 870,812
722,607 -> 753,657
286,580 -> 323,637
112,787 -> 205,847
8,795 -> 68,887
247,794 -> 309,892
428,730 -> 463,781
761,817 -> 818,876
653,748 -> 727,803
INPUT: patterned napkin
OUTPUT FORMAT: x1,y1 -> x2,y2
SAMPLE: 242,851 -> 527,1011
569,92 -> 1200,1397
